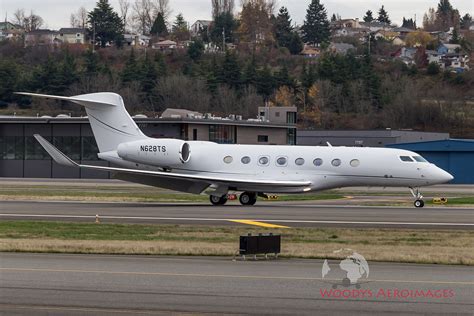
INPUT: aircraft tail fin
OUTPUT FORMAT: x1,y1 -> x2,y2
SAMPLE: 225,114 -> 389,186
17,92 -> 147,152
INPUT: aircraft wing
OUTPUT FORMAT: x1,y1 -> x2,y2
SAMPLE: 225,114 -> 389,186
34,135 -> 312,192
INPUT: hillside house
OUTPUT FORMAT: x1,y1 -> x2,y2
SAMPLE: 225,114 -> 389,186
152,39 -> 178,51
191,20 -> 212,36
438,43 -> 461,54
58,28 -> 86,44
24,29 -> 60,47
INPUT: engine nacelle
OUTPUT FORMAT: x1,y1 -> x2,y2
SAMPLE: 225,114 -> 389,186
117,139 -> 191,167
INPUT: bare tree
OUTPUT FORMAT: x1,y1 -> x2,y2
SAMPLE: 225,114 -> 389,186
119,0 -> 131,31
152,0 -> 171,22
212,0 -> 235,17
132,0 -> 155,34
12,9 -> 26,28
70,7 -> 88,29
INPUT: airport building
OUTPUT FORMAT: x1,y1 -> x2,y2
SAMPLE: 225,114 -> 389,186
297,129 -> 450,147
0,107 -> 297,179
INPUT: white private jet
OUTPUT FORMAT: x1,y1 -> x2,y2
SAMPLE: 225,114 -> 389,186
18,92 -> 453,208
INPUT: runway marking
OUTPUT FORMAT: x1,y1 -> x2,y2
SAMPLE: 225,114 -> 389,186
1,213 -> 474,227
230,220 -> 290,228
1,267 -> 473,286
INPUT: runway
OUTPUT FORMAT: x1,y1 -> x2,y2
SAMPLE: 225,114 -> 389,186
1,200 -> 474,229
0,253 -> 472,315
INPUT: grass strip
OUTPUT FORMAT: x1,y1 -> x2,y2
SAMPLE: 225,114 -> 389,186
0,221 -> 473,265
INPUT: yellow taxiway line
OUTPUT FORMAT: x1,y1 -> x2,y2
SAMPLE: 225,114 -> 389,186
230,220 -> 290,228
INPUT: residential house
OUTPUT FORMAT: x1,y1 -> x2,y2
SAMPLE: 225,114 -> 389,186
392,36 -> 406,46
360,21 -> 391,32
58,28 -> 86,44
0,22 -> 24,41
24,29 -> 60,47
190,20 -> 212,36
392,27 -> 415,38
438,43 -> 461,54
391,47 -> 417,65
300,45 -> 320,58
330,18 -> 362,30
328,42 -> 355,54
426,50 -> 442,64
152,39 -> 178,51
124,34 -> 150,47
440,53 -> 470,72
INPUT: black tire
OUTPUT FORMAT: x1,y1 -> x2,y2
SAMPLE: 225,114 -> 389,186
414,199 -> 424,208
239,192 -> 257,206
210,195 -> 227,206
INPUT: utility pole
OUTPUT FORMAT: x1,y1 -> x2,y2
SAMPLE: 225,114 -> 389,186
222,27 -> 225,52
92,23 -> 96,53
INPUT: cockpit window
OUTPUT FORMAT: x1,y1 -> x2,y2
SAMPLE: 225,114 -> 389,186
413,156 -> 428,163
400,156 -> 414,162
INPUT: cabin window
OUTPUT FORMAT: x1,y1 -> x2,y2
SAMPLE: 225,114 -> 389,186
313,158 -> 323,166
258,156 -> 269,166
413,156 -> 428,163
331,159 -> 342,167
276,157 -> 288,166
350,159 -> 360,167
241,156 -> 251,164
400,156 -> 414,162
295,158 -> 305,166
258,135 -> 269,143
223,156 -> 233,164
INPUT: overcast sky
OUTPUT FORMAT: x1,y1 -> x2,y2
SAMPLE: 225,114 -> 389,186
0,0 -> 472,30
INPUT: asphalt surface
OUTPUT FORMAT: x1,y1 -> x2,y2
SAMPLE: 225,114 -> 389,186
0,253 -> 472,315
0,200 -> 473,229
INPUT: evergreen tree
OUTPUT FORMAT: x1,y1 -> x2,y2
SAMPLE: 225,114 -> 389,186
210,12 -> 236,47
88,0 -> 124,48
140,54 -> 158,95
151,12 -> 168,37
275,7 -> 293,49
274,65 -> 295,88
377,5 -> 391,24
84,50 -> 99,77
58,50 -> 78,90
220,51 -> 241,89
302,0 -> 330,46
331,13 -> 337,22
154,52 -> 168,77
187,39 -> 205,61
288,32 -> 303,55
172,13 -> 190,41
460,13 -> 472,29
402,17 -> 416,29
243,57 -> 258,86
363,10 -> 374,23
121,49 -> 141,83
450,27 -> 460,44
301,63 -> 317,90
0,60 -> 18,104
255,65 -> 275,99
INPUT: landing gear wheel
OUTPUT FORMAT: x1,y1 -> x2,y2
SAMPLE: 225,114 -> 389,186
414,199 -> 425,208
210,195 -> 228,206
239,192 -> 257,206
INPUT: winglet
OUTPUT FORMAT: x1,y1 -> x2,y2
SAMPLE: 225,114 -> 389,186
34,134 -> 79,168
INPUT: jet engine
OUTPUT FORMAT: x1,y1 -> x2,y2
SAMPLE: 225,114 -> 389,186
117,139 -> 191,168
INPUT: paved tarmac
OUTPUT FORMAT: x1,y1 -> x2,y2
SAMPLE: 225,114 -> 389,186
0,200 -> 473,229
0,253 -> 472,315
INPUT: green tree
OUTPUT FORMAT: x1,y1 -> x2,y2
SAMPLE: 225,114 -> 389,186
88,0 -> 124,48
436,0 -> 459,31
275,7 -> 293,49
172,13 -> 190,41
460,13 -> 472,29
0,60 -> 18,104
377,5 -> 391,24
121,49 -> 141,83
301,63 -> 317,90
219,51 -> 241,89
302,0 -> 330,46
83,50 -> 99,77
243,57 -> 258,86
274,65 -> 295,88
151,12 -> 168,37
427,62 -> 440,75
363,10 -> 374,23
402,17 -> 416,29
188,39 -> 205,61
210,12 -> 237,48
140,54 -> 158,95
255,65 -> 275,99
288,32 -> 304,54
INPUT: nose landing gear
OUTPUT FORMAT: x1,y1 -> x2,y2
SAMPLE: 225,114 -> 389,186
410,187 -> 425,208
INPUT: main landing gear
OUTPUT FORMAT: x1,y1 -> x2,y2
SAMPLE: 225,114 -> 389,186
410,187 -> 425,208
210,194 -> 228,206
209,192 -> 258,206
239,192 -> 257,206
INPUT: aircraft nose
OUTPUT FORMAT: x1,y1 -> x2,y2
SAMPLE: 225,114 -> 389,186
436,168 -> 454,183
